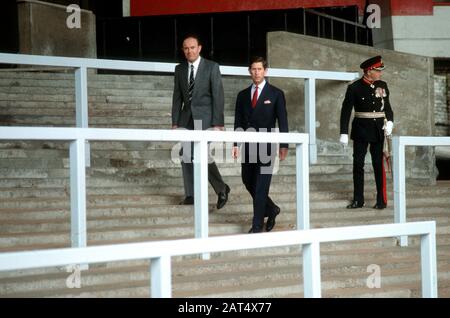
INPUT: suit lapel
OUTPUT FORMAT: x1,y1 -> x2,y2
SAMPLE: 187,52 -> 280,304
245,85 -> 253,110
180,62 -> 189,96
195,58 -> 207,91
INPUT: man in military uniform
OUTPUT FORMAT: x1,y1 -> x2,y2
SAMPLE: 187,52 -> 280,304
340,55 -> 394,209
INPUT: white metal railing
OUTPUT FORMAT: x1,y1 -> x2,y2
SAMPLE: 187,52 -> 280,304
0,126 -> 309,259
0,53 -> 359,163
0,221 -> 437,298
393,136 -> 450,247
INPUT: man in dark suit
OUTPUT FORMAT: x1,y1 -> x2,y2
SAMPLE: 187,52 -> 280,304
232,56 -> 289,233
340,55 -> 394,210
172,34 -> 230,209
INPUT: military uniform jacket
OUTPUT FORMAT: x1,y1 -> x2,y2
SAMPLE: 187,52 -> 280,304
340,78 -> 394,142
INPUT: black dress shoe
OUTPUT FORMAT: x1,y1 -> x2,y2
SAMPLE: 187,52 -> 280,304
248,227 -> 263,233
266,206 -> 280,232
216,184 -> 230,209
373,203 -> 386,209
179,196 -> 194,205
346,200 -> 365,209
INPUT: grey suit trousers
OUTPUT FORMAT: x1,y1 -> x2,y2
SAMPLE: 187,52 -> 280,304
181,114 -> 226,197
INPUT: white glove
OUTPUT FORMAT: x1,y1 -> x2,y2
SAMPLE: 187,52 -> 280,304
339,134 -> 348,145
384,121 -> 393,136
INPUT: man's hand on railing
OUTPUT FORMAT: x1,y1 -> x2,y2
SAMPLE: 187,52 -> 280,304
172,125 -> 178,129
213,126 -> 224,131
279,148 -> 288,161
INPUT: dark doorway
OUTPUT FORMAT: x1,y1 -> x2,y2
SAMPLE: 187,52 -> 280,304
0,0 -> 19,55
436,158 -> 450,180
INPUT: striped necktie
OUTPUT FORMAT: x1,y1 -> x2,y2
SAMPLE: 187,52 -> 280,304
188,64 -> 195,102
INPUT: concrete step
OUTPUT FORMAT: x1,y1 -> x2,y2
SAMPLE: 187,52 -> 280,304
0,72 -> 248,88
0,240 -> 448,297
1,86 -> 170,97
2,166 -> 371,180
1,245 -> 448,297
2,240 -> 448,279
0,92 -> 238,105
0,227 -> 257,253
0,243 -> 436,279
320,287 -> 412,298
179,262 -> 447,298
0,173 -> 436,195
0,86 -> 241,100
0,70 -> 447,298
0,184 -> 391,202
0,222 -> 246,250
0,107 -> 235,120
0,99 -> 236,112
0,158 -> 360,177
0,161 -> 390,181
0,174 -> 435,198
0,265 -> 417,298
0,207 -> 448,247
0,177 -> 70,189
0,148 -> 358,169
4,216 -> 449,241
0,140 -> 178,151
2,189 -> 448,211
0,139 -> 386,164
1,212 -> 447,252
0,100 -> 174,112
0,158 -> 68,169
178,264 -> 450,298
0,186 -> 449,210
0,180 -> 444,201
0,114 -> 235,126
0,203 -> 449,245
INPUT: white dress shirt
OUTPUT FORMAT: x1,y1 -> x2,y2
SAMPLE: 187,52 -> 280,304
250,79 -> 266,102
188,56 -> 201,84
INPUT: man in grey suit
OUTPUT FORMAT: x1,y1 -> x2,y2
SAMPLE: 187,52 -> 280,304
172,34 -> 230,209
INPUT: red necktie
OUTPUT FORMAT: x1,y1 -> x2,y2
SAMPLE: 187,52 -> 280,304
251,85 -> 258,108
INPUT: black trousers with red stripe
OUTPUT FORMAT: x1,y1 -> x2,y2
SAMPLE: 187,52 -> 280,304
352,139 -> 386,205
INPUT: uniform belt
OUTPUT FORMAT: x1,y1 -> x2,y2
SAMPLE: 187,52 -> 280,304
354,112 -> 385,119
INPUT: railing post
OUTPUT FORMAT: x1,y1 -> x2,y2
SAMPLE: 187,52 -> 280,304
393,136 -> 407,246
75,67 -> 89,128
194,140 -> 210,260
69,138 -> 87,251
151,255 -> 172,298
305,78 -> 317,164
303,242 -> 321,298
75,67 -> 91,168
420,229 -> 438,298
296,142 -> 310,230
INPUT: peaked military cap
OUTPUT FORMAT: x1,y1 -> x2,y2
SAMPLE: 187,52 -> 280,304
360,55 -> 385,71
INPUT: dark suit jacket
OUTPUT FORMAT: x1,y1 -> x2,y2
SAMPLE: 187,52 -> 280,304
172,57 -> 224,130
340,78 -> 394,142
234,82 -> 289,163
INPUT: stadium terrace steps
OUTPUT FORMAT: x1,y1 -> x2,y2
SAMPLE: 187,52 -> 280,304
0,71 -> 449,298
